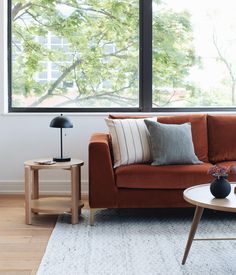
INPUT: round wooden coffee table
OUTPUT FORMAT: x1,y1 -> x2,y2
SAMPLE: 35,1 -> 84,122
182,183 -> 236,265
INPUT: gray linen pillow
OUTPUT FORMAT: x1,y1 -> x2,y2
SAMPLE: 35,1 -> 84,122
144,120 -> 202,165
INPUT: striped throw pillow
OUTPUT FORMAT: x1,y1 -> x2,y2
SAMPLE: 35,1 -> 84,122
105,118 -> 156,168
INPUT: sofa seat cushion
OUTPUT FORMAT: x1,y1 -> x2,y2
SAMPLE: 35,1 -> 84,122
215,161 -> 236,182
115,163 -> 213,189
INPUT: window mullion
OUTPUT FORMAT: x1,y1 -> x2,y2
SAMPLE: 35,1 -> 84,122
139,0 -> 152,112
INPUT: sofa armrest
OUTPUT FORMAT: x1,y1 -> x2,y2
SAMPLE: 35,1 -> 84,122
89,133 -> 117,208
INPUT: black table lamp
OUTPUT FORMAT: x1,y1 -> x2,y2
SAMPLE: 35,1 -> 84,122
50,114 -> 73,162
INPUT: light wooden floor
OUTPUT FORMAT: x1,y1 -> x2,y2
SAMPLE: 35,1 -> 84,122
0,195 -> 88,275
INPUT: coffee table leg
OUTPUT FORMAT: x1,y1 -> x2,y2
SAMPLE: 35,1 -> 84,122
25,165 -> 32,225
71,165 -> 79,225
182,206 -> 204,265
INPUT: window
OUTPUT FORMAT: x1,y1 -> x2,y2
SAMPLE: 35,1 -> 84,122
9,0 -> 236,112
152,0 -> 236,109
10,0 -> 139,111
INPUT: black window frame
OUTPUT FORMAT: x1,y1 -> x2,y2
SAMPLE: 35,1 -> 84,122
8,0 -> 236,113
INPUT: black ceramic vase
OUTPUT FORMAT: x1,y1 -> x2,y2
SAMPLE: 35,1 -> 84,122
210,177 -> 231,198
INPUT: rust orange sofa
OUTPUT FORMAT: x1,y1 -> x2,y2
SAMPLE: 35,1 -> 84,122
89,114 -> 236,224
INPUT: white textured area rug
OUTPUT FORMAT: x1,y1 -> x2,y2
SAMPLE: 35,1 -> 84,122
37,209 -> 236,275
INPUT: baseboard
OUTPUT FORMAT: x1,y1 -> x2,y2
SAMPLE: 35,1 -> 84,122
0,180 -> 88,195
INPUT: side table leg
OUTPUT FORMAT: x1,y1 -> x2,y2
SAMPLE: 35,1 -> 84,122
182,206 -> 204,265
71,165 -> 79,224
32,170 -> 39,215
25,166 -> 32,225
78,167 -> 81,216
32,170 -> 39,199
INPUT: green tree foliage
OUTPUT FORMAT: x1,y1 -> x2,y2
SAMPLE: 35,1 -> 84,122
12,0 -> 195,108
152,0 -> 196,107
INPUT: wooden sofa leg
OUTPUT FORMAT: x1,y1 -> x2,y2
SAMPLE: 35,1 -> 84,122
89,208 -> 107,226
90,208 -> 95,226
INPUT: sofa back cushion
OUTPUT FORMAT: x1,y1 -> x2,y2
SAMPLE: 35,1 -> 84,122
108,114 -> 208,162
108,115 -> 151,119
157,114 -> 208,162
208,115 -> 236,163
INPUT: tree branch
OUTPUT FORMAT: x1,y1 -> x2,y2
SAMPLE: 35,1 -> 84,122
213,33 -> 235,83
79,7 -> 117,20
30,58 -> 82,107
12,2 -> 32,20
26,11 -> 57,28
54,82 -> 136,107
213,32 -> 236,104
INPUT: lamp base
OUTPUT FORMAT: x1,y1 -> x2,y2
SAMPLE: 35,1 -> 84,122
53,157 -> 71,162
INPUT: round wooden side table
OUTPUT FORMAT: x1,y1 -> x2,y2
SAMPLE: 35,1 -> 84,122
24,159 -> 84,225
182,183 -> 236,265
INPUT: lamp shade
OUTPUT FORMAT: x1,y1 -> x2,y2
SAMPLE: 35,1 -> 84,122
50,114 -> 73,128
